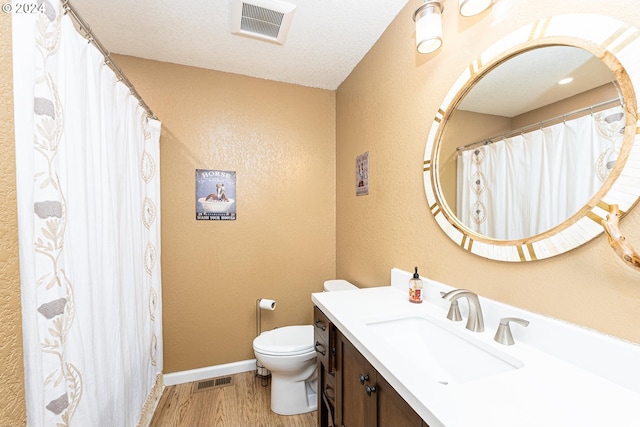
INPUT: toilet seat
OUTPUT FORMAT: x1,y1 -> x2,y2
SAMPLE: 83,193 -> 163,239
253,325 -> 314,356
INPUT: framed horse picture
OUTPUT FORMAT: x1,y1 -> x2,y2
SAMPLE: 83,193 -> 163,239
195,169 -> 236,220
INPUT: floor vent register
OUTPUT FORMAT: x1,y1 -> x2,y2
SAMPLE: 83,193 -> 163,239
193,376 -> 234,393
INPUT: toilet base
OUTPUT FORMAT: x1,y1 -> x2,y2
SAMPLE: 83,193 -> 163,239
270,374 -> 317,415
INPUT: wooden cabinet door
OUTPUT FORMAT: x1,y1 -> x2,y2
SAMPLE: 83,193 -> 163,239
332,320 -> 426,427
376,374 -> 424,427
340,335 -> 376,427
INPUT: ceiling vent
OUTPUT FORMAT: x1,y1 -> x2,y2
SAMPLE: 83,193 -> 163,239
231,0 -> 296,45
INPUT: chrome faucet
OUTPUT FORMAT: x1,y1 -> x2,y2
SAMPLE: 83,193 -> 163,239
441,289 -> 485,332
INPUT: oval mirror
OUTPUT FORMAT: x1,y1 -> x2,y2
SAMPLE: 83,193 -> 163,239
424,14 -> 640,262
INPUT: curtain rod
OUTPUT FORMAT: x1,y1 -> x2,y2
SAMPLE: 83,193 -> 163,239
456,97 -> 622,152
61,0 -> 157,120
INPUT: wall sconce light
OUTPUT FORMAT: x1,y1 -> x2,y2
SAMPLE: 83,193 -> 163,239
458,0 -> 493,17
414,0 -> 494,54
413,1 -> 444,54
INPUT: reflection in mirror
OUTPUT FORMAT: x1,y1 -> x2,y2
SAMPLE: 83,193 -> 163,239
437,46 -> 623,240
424,14 -> 640,262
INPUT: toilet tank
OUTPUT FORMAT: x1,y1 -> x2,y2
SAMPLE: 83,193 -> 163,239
323,279 -> 357,292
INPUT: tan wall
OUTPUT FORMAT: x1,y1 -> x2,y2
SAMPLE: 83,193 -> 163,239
512,83 -> 620,130
0,13 -> 27,427
336,0 -> 640,345
113,55 -> 336,373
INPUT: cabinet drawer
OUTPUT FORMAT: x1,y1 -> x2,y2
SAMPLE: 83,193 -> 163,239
315,337 -> 330,368
314,306 -> 331,344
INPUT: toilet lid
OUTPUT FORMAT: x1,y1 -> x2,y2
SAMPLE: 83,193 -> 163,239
324,279 -> 358,292
253,325 -> 314,356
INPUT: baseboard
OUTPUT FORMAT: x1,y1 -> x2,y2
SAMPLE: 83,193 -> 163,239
163,359 -> 257,386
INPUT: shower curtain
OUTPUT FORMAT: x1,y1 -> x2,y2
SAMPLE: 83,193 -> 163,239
457,106 -> 624,240
13,1 -> 163,426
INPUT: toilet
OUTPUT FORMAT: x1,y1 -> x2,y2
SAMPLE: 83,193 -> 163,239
252,279 -> 358,415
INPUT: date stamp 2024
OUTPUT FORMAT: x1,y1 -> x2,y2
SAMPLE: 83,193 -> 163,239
2,3 -> 46,14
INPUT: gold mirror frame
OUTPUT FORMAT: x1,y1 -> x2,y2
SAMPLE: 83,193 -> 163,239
424,14 -> 640,262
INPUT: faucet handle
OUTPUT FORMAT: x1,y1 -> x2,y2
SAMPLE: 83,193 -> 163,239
494,317 -> 529,346
440,292 -> 462,321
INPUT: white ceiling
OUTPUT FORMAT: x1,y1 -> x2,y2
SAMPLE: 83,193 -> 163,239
70,0 -> 410,90
457,45 -> 617,117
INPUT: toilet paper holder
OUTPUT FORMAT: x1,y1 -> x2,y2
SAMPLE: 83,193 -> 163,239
256,298 -> 277,337
255,298 -> 277,383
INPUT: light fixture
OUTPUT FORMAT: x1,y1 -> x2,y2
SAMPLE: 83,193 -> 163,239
414,1 -> 444,54
414,0 -> 494,54
558,77 -> 574,85
458,0 -> 494,17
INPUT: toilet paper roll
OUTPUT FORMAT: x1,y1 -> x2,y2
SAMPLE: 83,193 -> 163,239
259,298 -> 277,310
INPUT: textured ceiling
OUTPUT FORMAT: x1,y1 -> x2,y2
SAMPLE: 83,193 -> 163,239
458,45 -> 617,117
67,1 -> 615,114
70,0 -> 409,90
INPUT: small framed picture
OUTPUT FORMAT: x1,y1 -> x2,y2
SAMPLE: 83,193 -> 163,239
356,152 -> 369,196
195,169 -> 236,220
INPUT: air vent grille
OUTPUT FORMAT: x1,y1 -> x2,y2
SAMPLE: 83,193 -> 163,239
231,0 -> 296,45
193,376 -> 234,393
241,3 -> 284,39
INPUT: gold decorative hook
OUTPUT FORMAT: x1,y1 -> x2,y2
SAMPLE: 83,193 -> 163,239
602,204 -> 640,270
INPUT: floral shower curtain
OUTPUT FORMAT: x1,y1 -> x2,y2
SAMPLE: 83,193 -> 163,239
457,106 -> 625,240
13,1 -> 163,425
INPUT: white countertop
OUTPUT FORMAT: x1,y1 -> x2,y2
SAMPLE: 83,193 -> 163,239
312,274 -> 640,427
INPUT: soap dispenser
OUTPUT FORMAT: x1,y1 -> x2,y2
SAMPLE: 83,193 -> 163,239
409,266 -> 423,304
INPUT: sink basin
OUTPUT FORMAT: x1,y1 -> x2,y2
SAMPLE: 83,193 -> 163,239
366,315 -> 524,385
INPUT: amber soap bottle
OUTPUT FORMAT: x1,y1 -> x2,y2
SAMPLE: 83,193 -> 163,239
409,266 -> 423,303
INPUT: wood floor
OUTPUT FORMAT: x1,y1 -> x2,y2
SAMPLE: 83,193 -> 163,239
150,371 -> 317,427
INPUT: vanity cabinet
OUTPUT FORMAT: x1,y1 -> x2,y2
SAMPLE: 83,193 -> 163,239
337,332 -> 425,427
315,306 -> 425,427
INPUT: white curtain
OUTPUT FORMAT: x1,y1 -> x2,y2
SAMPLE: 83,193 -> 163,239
13,1 -> 163,426
457,106 -> 624,240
